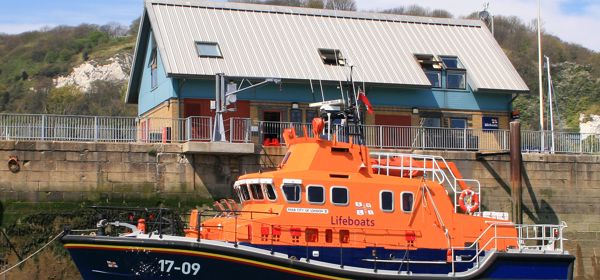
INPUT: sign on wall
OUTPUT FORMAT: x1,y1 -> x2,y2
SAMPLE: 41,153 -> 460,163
482,116 -> 499,129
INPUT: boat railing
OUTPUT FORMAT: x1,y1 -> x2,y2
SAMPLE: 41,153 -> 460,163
370,152 -> 481,213
449,221 -> 568,274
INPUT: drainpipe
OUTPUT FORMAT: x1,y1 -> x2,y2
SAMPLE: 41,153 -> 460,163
510,120 -> 522,224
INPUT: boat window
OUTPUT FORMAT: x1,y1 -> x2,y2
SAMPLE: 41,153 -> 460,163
307,185 -> 325,204
380,190 -> 394,212
305,228 -> 318,242
339,229 -> 350,243
234,186 -> 244,202
282,183 -> 302,203
401,192 -> 414,213
264,184 -> 277,201
250,184 -> 264,200
325,229 -> 333,243
240,184 -> 251,201
331,187 -> 349,206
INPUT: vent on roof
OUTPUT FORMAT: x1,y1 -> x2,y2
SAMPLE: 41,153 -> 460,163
440,56 -> 466,90
319,49 -> 345,66
415,54 -> 442,88
196,41 -> 222,58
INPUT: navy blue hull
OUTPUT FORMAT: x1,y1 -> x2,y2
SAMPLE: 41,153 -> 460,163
62,235 -> 574,280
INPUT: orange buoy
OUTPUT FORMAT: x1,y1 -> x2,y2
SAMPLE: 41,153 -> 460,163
458,189 -> 480,214
137,218 -> 146,234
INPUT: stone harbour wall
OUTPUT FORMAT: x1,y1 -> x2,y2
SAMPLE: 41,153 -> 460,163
0,141 -> 259,204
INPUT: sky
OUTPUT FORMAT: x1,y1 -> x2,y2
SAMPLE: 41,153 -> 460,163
0,0 -> 598,52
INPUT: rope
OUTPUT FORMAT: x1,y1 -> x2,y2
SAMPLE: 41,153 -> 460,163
0,232 -> 62,276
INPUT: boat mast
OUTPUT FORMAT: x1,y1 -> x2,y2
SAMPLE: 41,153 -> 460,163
344,65 -> 365,145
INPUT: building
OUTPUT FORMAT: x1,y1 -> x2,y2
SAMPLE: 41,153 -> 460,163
125,0 -> 528,145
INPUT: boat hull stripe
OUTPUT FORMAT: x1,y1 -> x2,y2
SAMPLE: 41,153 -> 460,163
64,243 -> 349,280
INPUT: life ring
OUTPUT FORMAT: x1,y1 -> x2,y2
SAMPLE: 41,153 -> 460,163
458,189 -> 479,214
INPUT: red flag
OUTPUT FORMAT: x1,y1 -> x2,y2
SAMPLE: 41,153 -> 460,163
358,90 -> 374,114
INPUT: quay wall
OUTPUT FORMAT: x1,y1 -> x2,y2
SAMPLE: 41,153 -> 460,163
0,141 -> 598,278
0,140 -> 259,204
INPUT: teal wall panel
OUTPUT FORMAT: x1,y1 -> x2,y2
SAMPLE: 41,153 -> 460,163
138,31 -> 177,115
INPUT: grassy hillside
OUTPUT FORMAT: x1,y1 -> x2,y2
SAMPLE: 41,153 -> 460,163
0,21 -> 138,116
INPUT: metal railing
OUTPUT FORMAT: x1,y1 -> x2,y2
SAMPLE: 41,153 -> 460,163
1,113 -> 599,154
370,152 -> 481,213
449,221 -> 568,274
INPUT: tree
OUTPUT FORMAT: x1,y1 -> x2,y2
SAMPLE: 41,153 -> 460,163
324,0 -> 356,11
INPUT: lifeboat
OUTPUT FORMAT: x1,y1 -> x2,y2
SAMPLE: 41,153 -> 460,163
61,91 -> 574,279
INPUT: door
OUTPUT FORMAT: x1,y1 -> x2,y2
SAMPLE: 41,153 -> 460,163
374,114 -> 411,148
262,111 -> 282,145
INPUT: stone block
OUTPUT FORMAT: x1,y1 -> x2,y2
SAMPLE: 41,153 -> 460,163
62,191 -> 85,201
99,162 -> 126,173
162,144 -> 183,153
0,140 -> 16,150
95,143 -> 130,152
53,142 -> 91,152
14,141 -> 37,151
157,153 -> 178,163
130,143 -> 157,153
17,191 -> 39,202
34,141 -> 52,151
43,151 -> 67,161
106,152 -> 123,163
55,161 -> 98,172
107,172 -> 125,183
123,152 -> 151,163
128,163 -> 149,173
0,191 -> 18,201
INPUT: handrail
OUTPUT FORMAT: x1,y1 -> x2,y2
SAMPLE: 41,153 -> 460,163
449,221 -> 568,274
369,152 -> 481,213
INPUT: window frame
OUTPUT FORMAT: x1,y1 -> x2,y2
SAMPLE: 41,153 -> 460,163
330,186 -> 349,206
306,185 -> 326,205
249,183 -> 265,200
318,48 -> 346,66
446,70 -> 467,90
401,191 -> 414,213
263,183 -> 278,201
239,184 -> 251,201
379,190 -> 395,213
195,41 -> 223,58
149,47 -> 158,89
281,183 -> 302,203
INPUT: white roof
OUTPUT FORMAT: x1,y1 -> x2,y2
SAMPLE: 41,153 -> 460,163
143,0 -> 528,92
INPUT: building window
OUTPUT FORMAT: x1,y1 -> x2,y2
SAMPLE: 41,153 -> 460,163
195,41 -> 222,58
264,184 -> 277,201
250,184 -> 264,200
318,49 -> 345,66
415,54 -> 442,88
450,118 -> 467,129
422,117 -> 441,128
306,110 -> 318,123
380,191 -> 394,212
149,47 -> 158,89
401,192 -> 414,213
307,185 -> 325,204
282,183 -> 301,203
331,187 -> 349,206
290,109 -> 302,123
440,56 -> 466,90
